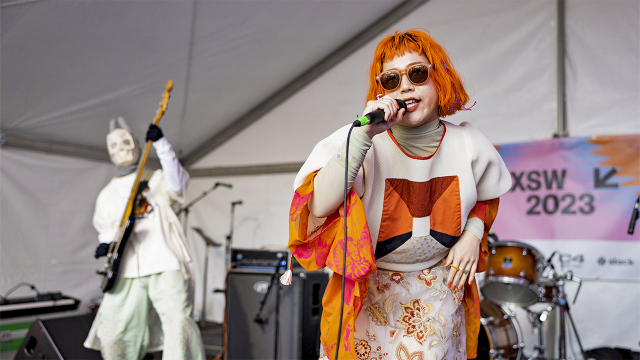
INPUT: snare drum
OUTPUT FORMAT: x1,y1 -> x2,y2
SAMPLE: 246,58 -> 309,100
477,300 -> 524,360
481,241 -> 544,307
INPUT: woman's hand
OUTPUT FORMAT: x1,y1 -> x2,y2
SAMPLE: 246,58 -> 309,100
362,95 -> 405,139
444,230 -> 482,290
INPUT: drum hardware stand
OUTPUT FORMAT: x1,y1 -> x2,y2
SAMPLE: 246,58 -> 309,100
525,305 -> 555,360
537,252 -> 585,360
177,182 -> 231,327
553,270 -> 585,360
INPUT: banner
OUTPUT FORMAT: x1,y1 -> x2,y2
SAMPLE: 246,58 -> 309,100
492,134 -> 640,280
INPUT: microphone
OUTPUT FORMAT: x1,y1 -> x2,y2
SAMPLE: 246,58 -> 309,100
628,196 -> 640,235
353,99 -> 407,127
213,182 -> 232,189
232,200 -> 243,206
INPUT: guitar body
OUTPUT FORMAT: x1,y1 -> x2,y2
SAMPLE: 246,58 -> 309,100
100,215 -> 135,292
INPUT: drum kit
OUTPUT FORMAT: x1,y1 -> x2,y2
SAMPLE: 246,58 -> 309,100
478,240 -> 586,360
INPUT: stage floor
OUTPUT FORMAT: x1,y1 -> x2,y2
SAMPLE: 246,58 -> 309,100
0,320 -> 223,360
200,321 -> 224,359
141,321 -> 223,359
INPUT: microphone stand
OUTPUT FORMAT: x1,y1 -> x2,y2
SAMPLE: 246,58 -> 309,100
209,200 -> 242,360
177,182 -> 231,326
178,182 -> 232,237
253,254 -> 286,360
192,228 -> 221,327
628,195 -> 640,235
225,200 -> 243,270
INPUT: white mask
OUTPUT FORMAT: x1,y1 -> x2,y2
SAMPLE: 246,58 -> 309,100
107,128 -> 140,167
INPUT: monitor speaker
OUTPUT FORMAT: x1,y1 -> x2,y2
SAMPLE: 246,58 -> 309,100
226,269 -> 328,360
14,313 -> 101,359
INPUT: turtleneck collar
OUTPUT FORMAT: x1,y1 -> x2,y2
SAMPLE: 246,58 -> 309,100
391,119 -> 441,138
388,119 -> 444,158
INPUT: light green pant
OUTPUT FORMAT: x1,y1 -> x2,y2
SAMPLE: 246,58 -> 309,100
96,270 -> 205,360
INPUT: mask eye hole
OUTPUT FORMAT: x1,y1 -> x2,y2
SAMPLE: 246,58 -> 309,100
111,143 -> 118,149
123,139 -> 131,146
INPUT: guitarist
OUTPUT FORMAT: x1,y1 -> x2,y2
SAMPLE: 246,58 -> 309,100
84,117 -> 205,360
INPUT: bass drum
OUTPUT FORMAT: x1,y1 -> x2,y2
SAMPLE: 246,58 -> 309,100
476,300 -> 524,360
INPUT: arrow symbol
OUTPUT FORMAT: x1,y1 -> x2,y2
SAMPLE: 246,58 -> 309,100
594,168 -> 618,188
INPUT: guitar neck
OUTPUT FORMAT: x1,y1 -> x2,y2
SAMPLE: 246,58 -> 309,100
117,80 -> 173,228
118,142 -> 153,227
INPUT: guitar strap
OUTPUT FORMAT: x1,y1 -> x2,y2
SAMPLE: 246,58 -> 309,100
132,168 -> 157,216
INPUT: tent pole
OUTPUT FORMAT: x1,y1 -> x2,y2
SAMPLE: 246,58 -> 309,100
555,0 -> 569,138
177,0 -> 199,147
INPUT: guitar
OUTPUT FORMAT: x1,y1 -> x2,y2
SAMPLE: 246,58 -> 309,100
97,80 -> 173,293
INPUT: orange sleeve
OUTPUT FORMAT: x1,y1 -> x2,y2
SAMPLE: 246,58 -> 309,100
463,198 -> 500,359
288,171 -> 376,360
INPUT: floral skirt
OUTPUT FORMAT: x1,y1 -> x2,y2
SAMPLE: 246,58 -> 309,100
353,266 -> 466,360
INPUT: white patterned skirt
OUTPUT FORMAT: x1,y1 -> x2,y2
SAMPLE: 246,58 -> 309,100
353,266 -> 466,360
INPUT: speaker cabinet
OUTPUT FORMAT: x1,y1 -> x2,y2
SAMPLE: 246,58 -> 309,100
14,313 -> 101,359
226,270 -> 328,360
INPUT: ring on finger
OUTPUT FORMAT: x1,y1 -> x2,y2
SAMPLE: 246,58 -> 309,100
451,264 -> 461,271
463,269 -> 469,274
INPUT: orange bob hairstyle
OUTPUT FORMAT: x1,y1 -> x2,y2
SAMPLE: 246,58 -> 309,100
367,29 -> 471,118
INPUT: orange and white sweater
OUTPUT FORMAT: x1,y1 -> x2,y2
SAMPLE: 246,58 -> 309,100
295,120 -> 511,272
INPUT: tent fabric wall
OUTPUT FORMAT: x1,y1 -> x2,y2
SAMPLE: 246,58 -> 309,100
1,0 -> 638,355
565,0 -> 640,136
0,148 -> 114,305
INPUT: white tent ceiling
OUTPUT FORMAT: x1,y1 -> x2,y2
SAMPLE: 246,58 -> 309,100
3,0 -> 637,172
1,0 -> 423,164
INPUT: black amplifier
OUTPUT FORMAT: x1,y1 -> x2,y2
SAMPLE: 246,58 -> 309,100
230,248 -> 289,271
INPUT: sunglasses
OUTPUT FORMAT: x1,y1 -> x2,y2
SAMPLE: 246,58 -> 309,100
376,63 -> 432,91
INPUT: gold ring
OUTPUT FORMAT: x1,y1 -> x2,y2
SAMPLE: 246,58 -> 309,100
451,264 -> 460,271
